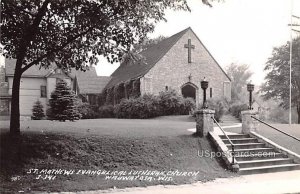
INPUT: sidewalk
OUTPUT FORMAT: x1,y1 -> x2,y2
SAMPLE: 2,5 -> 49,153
56,170 -> 300,194
187,123 -> 242,135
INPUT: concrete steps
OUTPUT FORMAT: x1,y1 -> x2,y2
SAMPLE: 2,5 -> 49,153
219,133 -> 300,174
239,164 -> 300,175
226,143 -> 266,149
238,158 -> 294,168
220,134 -> 250,139
235,153 -> 287,161
232,147 -> 276,154
222,138 -> 259,144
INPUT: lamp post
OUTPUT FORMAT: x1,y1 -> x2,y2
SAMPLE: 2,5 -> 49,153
201,78 -> 208,109
247,83 -> 254,110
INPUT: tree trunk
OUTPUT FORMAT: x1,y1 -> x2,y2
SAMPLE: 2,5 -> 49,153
10,62 -> 22,135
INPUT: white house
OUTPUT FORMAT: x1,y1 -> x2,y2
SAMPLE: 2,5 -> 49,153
0,59 -> 110,120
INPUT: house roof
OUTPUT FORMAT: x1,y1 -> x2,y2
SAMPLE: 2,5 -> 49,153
75,70 -> 111,94
105,27 -> 190,88
5,58 -> 55,77
105,27 -> 230,89
4,58 -> 109,94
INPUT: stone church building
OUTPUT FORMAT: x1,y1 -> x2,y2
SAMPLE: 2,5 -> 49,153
103,27 -> 231,105
0,27 -> 231,119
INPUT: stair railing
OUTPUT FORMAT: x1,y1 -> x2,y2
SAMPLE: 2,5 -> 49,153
211,116 -> 236,164
251,116 -> 300,142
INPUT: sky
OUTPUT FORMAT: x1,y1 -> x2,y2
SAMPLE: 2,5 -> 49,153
96,0 -> 300,85
0,0 -> 299,85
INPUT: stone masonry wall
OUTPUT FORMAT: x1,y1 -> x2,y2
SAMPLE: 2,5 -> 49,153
141,29 -> 231,105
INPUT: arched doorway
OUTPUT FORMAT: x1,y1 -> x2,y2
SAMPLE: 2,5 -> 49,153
181,83 -> 197,101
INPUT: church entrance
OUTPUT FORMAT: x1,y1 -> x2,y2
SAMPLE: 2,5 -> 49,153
181,83 -> 197,101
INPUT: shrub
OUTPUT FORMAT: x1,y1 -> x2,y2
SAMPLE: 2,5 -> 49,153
206,99 -> 227,122
113,91 -> 195,119
179,97 -> 196,115
115,94 -> 161,119
47,80 -> 81,121
98,105 -> 115,118
229,103 -> 248,121
78,102 -> 98,119
141,94 -> 162,117
46,106 -> 53,120
158,90 -> 182,115
31,100 -> 45,120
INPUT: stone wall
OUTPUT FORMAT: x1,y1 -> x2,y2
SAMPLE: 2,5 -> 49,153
141,29 -> 231,105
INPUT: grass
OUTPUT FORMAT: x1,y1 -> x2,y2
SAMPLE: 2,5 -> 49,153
0,116 -> 235,193
0,116 -> 196,138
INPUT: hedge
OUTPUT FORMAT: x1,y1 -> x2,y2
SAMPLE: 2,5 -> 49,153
99,90 -> 195,119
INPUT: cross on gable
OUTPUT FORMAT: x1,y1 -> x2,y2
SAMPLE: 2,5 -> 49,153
184,39 -> 195,63
188,73 -> 192,82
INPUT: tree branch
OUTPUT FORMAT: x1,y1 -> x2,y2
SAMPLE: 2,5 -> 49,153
2,0 -> 18,24
21,27 -> 94,73
3,0 -> 35,17
17,0 -> 50,61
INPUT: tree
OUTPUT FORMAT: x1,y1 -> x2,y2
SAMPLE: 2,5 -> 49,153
260,37 -> 300,124
47,80 -> 81,121
1,0 -> 193,134
121,35 -> 168,64
31,100 -> 45,120
226,63 -> 253,102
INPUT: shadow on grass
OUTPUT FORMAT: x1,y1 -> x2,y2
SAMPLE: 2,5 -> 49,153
0,132 -> 60,179
0,131 -> 235,193
178,133 -> 232,171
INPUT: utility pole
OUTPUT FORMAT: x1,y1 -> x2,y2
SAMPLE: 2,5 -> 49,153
288,3 -> 300,124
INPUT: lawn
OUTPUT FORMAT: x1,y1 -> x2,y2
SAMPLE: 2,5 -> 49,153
0,116 -> 235,193
0,116 -> 196,138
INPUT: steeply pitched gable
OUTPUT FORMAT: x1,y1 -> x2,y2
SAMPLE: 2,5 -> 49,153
188,28 -> 231,81
105,28 -> 190,88
105,27 -> 230,89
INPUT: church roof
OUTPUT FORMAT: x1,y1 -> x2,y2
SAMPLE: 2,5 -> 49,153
105,27 -> 190,88
4,58 -> 108,94
105,27 -> 230,89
